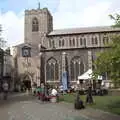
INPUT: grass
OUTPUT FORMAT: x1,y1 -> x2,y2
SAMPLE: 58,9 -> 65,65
59,93 -> 120,115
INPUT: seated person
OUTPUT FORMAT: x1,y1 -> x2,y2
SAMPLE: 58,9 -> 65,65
51,87 -> 59,102
51,87 -> 58,96
74,92 -> 85,109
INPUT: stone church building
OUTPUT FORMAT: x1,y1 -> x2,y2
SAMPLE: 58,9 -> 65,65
12,7 -> 120,86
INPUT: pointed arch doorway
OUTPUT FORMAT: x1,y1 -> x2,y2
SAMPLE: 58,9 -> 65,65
21,74 -> 33,90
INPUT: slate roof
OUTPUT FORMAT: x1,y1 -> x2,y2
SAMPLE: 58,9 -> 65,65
48,26 -> 120,36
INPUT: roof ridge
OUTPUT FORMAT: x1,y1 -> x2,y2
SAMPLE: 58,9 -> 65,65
52,26 -> 112,31
48,26 -> 120,36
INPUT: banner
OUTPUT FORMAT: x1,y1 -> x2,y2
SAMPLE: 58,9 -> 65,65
62,71 -> 68,91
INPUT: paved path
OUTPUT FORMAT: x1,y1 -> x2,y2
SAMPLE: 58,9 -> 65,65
0,98 -> 90,120
0,94 -> 120,120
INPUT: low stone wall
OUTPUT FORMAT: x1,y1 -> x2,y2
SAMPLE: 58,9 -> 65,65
108,89 -> 120,96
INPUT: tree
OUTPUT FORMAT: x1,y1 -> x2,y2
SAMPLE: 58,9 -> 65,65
109,14 -> 120,27
93,14 -> 120,85
0,24 -> 7,49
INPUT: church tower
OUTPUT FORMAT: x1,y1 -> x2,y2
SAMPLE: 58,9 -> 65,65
24,6 -> 53,47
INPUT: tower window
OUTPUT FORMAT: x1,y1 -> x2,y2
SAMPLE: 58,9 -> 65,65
32,17 -> 39,32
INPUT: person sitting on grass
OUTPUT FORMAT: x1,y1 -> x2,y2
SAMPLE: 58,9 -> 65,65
74,91 -> 85,109
51,86 -> 59,102
51,86 -> 58,96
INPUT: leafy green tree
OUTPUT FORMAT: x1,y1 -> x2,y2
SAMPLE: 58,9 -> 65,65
93,14 -> 120,85
109,14 -> 120,27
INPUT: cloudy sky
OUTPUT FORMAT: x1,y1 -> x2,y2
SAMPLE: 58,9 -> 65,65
0,0 -> 120,46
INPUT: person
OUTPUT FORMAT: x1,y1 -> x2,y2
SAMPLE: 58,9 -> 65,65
86,86 -> 94,104
32,82 -> 37,96
2,81 -> 9,100
51,87 -> 58,96
74,91 -> 85,109
59,85 -> 63,93
40,83 -> 45,102
51,86 -> 59,102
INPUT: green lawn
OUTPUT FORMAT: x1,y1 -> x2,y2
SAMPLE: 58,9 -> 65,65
59,93 -> 120,115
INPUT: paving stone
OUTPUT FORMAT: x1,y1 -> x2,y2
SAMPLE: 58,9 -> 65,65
0,95 -> 120,120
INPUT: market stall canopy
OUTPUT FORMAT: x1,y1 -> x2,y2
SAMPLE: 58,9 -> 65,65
78,69 -> 102,80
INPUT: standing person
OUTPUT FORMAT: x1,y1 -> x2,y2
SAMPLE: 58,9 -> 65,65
40,83 -> 45,102
86,86 -> 94,104
2,81 -> 9,100
32,82 -> 37,96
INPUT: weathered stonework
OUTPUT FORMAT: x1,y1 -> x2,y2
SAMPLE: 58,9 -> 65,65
13,7 -> 120,85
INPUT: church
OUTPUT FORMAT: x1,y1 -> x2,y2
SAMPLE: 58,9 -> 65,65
12,6 -> 120,87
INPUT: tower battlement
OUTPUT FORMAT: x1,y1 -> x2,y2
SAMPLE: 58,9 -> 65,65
25,8 -> 51,15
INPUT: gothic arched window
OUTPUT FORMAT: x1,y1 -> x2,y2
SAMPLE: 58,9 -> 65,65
95,37 -> 98,45
103,36 -> 109,45
92,37 -> 94,45
76,37 -> 79,46
70,57 -> 84,81
80,38 -> 83,45
55,63 -> 59,80
69,39 -> 72,46
59,40 -> 61,47
84,38 -> 86,46
52,40 -> 55,48
46,58 -> 58,81
62,39 -> 64,46
73,38 -> 75,46
32,17 -> 39,32
80,62 -> 84,75
46,63 -> 51,80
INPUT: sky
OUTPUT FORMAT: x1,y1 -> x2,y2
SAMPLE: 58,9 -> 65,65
0,0 -> 120,46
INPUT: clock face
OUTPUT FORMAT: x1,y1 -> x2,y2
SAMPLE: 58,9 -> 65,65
24,49 -> 29,56
22,46 -> 31,57
22,48 -> 30,57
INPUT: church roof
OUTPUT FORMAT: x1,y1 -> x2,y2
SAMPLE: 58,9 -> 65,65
13,43 -> 46,50
13,43 -> 32,47
48,26 -> 120,36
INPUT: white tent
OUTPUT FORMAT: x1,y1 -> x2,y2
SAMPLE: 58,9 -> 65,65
78,69 -> 102,80
78,69 -> 92,80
